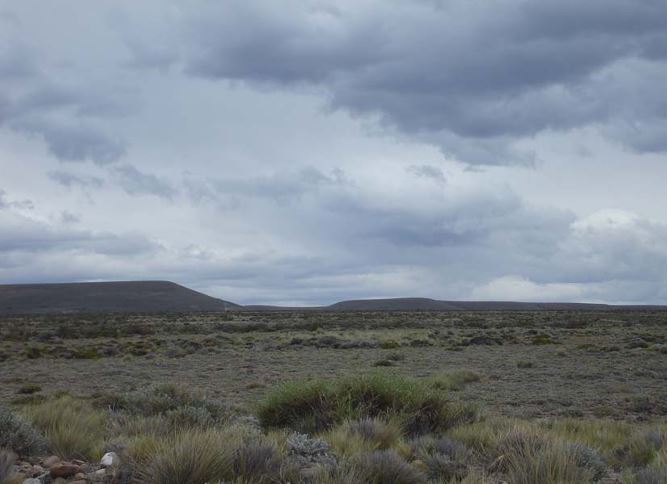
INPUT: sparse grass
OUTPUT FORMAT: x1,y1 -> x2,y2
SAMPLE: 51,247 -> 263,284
22,396 -> 106,460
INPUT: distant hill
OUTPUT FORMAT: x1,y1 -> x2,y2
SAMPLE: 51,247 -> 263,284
248,297 -> 664,312
1,282 -> 663,315
0,281 -> 241,314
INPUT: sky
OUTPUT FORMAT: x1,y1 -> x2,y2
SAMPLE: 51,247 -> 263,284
0,0 -> 665,305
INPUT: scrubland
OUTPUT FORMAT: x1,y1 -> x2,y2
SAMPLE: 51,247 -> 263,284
0,310 -> 665,483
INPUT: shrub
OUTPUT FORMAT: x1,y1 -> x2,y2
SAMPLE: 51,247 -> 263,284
356,450 -> 427,484
257,373 -> 478,435
22,396 -> 106,460
568,442 -> 607,481
327,418 -> 404,457
427,371 -> 481,391
379,340 -> 400,349
346,418 -> 403,449
16,384 -> 42,395
233,442 -> 284,483
98,383 -> 227,422
0,405 -> 47,456
412,436 -> 471,481
633,466 -> 666,484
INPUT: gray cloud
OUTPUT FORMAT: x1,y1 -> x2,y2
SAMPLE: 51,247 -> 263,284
0,1 -> 664,305
127,0 -> 666,164
48,170 -> 105,189
111,164 -> 178,199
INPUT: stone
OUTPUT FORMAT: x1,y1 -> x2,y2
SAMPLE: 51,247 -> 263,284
74,472 -> 86,479
42,455 -> 60,468
22,479 -> 41,484
100,451 -> 119,467
50,462 -> 81,478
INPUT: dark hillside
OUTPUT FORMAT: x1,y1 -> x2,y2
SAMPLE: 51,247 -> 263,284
0,281 -> 241,314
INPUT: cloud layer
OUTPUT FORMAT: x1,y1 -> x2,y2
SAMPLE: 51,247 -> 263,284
0,0 -> 665,304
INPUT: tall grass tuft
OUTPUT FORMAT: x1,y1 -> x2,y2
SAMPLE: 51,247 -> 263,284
22,396 -> 106,460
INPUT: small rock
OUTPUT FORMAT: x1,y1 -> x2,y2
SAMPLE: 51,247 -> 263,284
95,468 -> 107,477
100,451 -> 119,467
50,463 -> 81,478
29,465 -> 44,476
74,472 -> 86,479
42,455 -> 60,468
22,479 -> 41,484
53,478 -> 67,484
71,481 -> 87,484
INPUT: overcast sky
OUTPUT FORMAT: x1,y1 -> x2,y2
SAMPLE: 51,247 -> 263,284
0,0 -> 665,305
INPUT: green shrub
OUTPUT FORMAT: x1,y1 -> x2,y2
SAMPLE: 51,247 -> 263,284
22,396 -> 106,460
257,373 -> 478,435
0,405 -> 47,456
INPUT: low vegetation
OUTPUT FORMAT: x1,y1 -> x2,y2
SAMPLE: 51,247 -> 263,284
0,374 -> 664,483
0,309 -> 664,482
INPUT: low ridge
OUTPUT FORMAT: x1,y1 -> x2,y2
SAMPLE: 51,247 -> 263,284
0,281 -> 241,314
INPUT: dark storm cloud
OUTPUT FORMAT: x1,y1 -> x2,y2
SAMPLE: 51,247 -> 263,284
132,0 -> 666,164
0,25 -> 131,164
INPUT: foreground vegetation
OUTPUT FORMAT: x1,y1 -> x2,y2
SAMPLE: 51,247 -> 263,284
0,309 -> 665,482
0,373 -> 665,483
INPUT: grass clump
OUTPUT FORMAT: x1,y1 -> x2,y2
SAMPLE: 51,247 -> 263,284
22,396 -> 106,460
128,426 -> 294,484
129,429 -> 232,484
0,404 -> 47,456
257,373 -> 479,435
356,450 -> 427,484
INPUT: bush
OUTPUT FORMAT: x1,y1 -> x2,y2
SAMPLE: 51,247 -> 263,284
633,466 -> 666,484
22,396 -> 106,460
98,383 -> 227,422
233,442 -> 285,483
412,435 -> 471,480
16,384 -> 42,395
356,450 -> 427,484
0,405 -> 47,456
257,373 -> 479,435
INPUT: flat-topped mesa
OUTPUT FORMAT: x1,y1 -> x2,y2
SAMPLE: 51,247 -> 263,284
0,280 -> 242,314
